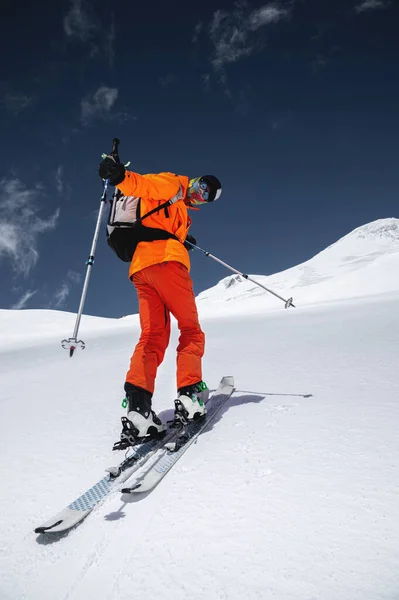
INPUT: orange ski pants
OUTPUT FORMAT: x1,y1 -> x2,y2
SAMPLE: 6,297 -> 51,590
126,261 -> 205,394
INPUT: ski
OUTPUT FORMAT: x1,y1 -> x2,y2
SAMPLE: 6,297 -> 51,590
34,425 -> 183,534
34,377 -> 233,534
121,376 -> 235,494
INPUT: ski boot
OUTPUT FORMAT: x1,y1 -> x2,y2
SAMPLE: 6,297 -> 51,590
113,384 -> 165,450
173,381 -> 209,426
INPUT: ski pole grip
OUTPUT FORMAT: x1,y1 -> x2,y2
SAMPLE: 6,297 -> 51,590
111,138 -> 120,162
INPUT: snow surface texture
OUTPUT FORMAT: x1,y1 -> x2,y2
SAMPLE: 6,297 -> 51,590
1,218 -> 399,600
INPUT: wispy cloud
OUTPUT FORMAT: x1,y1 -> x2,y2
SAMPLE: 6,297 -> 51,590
202,73 -> 212,93
0,83 -> 33,116
355,0 -> 387,12
11,289 -> 38,310
249,5 -> 289,30
208,2 -> 289,72
80,86 -> 118,124
67,270 -> 81,285
3,94 -> 32,115
0,179 -> 60,276
63,0 -> 116,66
105,18 -> 116,67
209,8 -> 252,70
51,271 -> 81,309
311,53 -> 328,74
63,0 -> 97,41
192,21 -> 203,43
53,283 -> 70,308
55,165 -> 64,194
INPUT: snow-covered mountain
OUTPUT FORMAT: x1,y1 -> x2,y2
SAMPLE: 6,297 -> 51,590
1,218 -> 399,600
197,217 -> 399,316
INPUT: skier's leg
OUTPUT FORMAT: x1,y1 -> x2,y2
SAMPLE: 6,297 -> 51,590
148,261 -> 205,391
121,268 -> 170,439
126,268 -> 171,394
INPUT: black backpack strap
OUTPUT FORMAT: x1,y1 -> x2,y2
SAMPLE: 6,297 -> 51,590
137,199 -> 173,223
137,182 -> 184,223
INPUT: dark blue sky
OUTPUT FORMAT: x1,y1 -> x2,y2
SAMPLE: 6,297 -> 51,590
1,0 -> 398,318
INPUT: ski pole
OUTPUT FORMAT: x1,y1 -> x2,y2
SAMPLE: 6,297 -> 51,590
61,137 -> 120,357
186,241 -> 295,309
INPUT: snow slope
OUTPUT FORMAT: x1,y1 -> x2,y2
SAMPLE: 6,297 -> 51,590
0,309 -> 139,351
197,217 -> 399,316
1,218 -> 399,600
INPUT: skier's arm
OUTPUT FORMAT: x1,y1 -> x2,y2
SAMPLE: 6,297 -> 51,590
117,171 -> 184,202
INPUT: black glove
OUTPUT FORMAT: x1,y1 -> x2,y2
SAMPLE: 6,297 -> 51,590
99,156 -> 126,186
184,234 -> 197,251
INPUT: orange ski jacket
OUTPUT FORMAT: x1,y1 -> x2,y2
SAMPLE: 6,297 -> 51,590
116,171 -> 192,278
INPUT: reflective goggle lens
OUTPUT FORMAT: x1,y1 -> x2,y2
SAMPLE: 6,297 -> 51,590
189,178 -> 210,204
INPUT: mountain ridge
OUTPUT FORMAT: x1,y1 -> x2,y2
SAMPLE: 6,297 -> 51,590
197,217 -> 399,314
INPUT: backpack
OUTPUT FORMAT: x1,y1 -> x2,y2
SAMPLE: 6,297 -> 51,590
106,189 -> 182,262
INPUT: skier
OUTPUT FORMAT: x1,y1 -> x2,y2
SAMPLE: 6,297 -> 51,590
99,155 -> 222,442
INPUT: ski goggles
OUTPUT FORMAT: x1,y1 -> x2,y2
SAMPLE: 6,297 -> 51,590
187,177 -> 212,205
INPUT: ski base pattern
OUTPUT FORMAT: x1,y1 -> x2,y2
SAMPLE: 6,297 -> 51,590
122,375 -> 235,494
34,425 -> 183,534
34,376 -> 233,535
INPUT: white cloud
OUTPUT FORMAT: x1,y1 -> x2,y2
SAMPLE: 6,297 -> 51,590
209,3 -> 289,72
63,0 -> 115,66
11,289 -> 37,310
0,179 -> 59,276
249,5 -> 288,30
63,0 -> 97,41
81,86 -> 119,124
355,0 -> 387,11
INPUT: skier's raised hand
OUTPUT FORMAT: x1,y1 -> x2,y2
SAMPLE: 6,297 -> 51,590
99,155 -> 126,185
